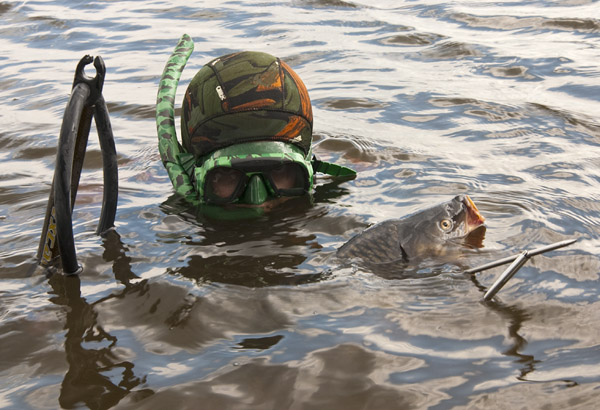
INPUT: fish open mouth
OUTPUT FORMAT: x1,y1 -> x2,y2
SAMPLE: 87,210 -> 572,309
463,195 -> 485,232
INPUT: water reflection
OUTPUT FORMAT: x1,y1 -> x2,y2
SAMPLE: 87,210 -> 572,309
156,178 -> 360,287
470,275 -> 537,380
235,335 -> 284,350
451,12 -> 600,34
47,274 -> 151,408
38,231 -> 155,408
101,230 -> 138,286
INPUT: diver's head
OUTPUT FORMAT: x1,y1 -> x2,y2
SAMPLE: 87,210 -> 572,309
181,51 -> 314,206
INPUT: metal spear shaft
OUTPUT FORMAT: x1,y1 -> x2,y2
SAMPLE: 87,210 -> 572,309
464,238 -> 577,275
463,238 -> 577,301
482,251 -> 530,301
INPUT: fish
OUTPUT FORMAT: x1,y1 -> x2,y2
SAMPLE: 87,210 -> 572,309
337,195 -> 486,264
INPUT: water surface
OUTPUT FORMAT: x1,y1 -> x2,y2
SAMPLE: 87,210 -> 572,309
1,0 -> 600,409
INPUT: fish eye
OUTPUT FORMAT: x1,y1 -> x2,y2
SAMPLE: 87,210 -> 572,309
439,219 -> 453,232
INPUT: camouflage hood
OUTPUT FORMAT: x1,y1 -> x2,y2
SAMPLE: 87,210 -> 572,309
181,51 -> 314,160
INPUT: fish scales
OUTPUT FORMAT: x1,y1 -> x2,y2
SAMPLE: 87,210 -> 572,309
337,221 -> 405,262
337,195 -> 485,265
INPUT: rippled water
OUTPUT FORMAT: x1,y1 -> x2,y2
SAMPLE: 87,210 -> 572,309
2,0 -> 600,408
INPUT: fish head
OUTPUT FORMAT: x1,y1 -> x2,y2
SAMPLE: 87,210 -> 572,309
400,194 -> 486,257
438,194 -> 485,239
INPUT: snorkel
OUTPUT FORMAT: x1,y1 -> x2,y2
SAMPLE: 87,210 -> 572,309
156,35 -> 356,215
156,34 -> 196,202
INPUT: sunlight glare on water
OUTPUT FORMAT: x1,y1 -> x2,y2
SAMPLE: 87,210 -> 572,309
1,0 -> 600,409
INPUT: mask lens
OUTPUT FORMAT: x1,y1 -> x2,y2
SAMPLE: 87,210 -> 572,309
267,163 -> 307,195
205,167 -> 247,203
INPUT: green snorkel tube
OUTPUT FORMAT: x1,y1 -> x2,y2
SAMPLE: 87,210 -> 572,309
156,34 -> 196,202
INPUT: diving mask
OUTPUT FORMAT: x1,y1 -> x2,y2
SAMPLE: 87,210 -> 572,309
194,141 -> 314,205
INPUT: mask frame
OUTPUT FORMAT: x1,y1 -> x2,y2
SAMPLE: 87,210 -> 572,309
194,143 -> 314,205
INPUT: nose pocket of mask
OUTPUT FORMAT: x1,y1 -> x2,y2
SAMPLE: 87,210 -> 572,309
240,174 -> 269,205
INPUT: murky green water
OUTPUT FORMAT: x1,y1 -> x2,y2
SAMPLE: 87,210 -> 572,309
1,0 -> 600,408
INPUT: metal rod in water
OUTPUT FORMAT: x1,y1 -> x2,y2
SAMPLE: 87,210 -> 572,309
482,251 -> 530,301
464,238 -> 577,275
